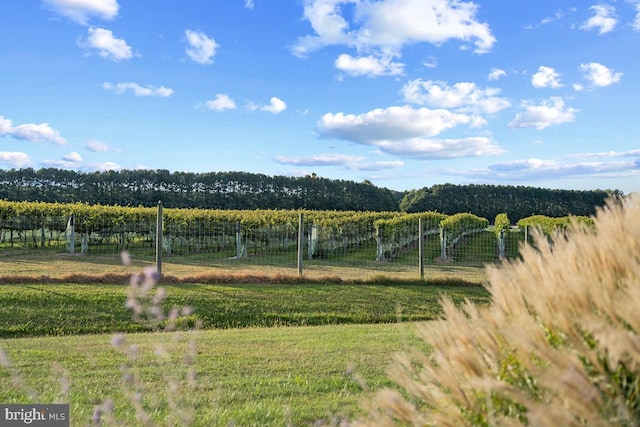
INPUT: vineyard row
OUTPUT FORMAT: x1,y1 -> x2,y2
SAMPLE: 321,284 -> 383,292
0,201 -> 596,265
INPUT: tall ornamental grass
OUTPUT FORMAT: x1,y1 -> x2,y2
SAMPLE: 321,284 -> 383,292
360,194 -> 639,426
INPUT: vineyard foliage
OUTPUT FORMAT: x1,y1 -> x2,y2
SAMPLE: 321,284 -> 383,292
0,201 -> 396,234
437,213 -> 491,260
0,200 -> 600,263
493,213 -> 511,259
493,213 -> 511,239
374,212 -> 447,261
0,201 -> 400,257
517,214 -> 595,235
440,213 -> 490,242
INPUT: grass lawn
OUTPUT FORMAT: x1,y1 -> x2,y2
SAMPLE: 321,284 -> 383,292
0,262 -> 491,425
0,282 -> 490,337
0,322 -> 427,426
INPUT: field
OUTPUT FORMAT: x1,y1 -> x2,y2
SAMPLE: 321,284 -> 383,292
0,206 -> 495,426
0,262 -> 490,426
1,197 -> 635,426
1,322 -> 427,426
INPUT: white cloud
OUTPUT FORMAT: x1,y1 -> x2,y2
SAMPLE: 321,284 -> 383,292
205,94 -> 237,111
244,0 -> 255,9
525,9 -> 566,30
565,149 -> 640,159
317,105 -> 503,159
63,151 -> 83,162
487,158 -> 636,178
488,68 -> 506,81
185,29 -> 218,64
509,97 -> 577,130
401,79 -> 510,114
531,66 -> 563,88
579,62 -> 622,87
581,4 -> 617,34
423,56 -> 438,69
274,153 -> 365,166
292,0 -> 353,57
292,0 -> 496,76
251,97 -> 287,114
446,156 -> 640,184
540,9 -> 565,25
319,106 -> 475,141
102,82 -> 173,97
0,116 -> 11,134
80,27 -> 132,61
334,53 -> 404,77
0,152 -> 32,168
356,0 -> 496,53
348,160 -> 404,171
634,2 -> 640,31
92,161 -> 121,171
85,139 -> 119,152
374,137 -> 505,159
43,0 -> 119,25
274,153 -> 404,171
489,158 -> 560,172
41,158 -> 122,171
0,115 -> 67,145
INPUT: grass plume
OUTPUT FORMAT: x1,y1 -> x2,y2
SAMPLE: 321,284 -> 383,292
359,194 -> 640,426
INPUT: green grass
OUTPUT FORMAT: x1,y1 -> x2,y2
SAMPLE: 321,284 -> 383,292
0,245 -> 493,425
0,322 -> 426,426
0,283 -> 490,337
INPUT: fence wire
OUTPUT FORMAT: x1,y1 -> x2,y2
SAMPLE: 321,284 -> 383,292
0,210 -> 537,281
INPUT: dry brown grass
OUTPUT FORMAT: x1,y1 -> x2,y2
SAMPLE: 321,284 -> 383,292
0,251 -> 487,284
359,194 -> 640,426
0,269 -> 482,287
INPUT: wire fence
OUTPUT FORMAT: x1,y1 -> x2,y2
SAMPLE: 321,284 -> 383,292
0,209 -> 535,282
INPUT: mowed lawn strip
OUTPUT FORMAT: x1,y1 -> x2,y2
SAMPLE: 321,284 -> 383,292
0,322 -> 428,426
0,283 -> 490,337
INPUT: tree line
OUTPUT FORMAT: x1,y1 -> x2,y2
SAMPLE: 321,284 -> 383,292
0,168 -> 401,211
0,168 -> 621,222
399,183 -> 621,222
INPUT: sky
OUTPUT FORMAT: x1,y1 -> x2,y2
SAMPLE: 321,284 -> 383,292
1,0 -> 639,195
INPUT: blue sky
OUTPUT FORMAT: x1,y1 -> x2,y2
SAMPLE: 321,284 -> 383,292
1,0 -> 639,194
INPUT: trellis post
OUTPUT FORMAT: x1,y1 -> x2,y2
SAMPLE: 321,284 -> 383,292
156,200 -> 163,276
235,221 -> 247,258
498,229 -> 506,260
297,212 -> 304,276
68,214 -> 75,254
418,217 -> 424,280
375,225 -> 384,262
440,228 -> 447,261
